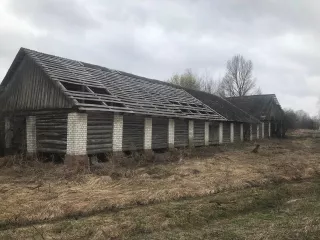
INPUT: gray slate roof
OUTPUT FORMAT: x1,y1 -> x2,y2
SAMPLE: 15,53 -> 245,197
184,89 -> 261,124
227,94 -> 283,120
2,48 -> 226,121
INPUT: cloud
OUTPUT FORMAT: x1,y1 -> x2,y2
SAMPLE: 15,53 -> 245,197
0,0 -> 319,116
6,0 -> 100,34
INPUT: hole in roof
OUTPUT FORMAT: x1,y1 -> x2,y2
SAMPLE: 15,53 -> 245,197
88,86 -> 110,95
169,100 -> 179,105
180,109 -> 190,113
189,104 -> 198,108
77,99 -> 104,105
60,82 -> 89,92
105,102 -> 126,108
199,111 -> 207,114
190,110 -> 198,113
180,102 -> 189,106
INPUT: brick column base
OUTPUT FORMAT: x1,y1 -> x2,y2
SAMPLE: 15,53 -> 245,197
65,155 -> 90,172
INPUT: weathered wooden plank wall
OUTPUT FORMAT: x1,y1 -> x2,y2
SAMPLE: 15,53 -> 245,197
252,123 -> 257,140
234,123 -> 241,142
36,113 -> 67,154
174,119 -> 189,147
209,122 -> 219,145
87,113 -> 113,154
0,118 -> 4,156
194,120 -> 205,146
152,118 -> 168,149
1,55 -> 72,112
264,121 -> 269,137
243,123 -> 251,141
123,115 -> 144,151
223,122 -> 231,143
11,116 -> 26,153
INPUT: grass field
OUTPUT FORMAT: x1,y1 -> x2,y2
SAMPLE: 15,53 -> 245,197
1,131 -> 320,239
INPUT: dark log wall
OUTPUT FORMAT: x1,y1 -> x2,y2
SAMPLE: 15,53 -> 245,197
123,115 -> 144,151
209,122 -> 219,145
37,113 -> 67,154
223,122 -> 231,143
12,116 -> 26,153
152,118 -> 168,149
234,123 -> 241,142
252,124 -> 257,140
243,123 -> 250,141
264,121 -> 269,137
1,55 -> 72,112
174,119 -> 189,147
194,120 -> 205,146
0,118 -> 4,156
87,113 -> 113,154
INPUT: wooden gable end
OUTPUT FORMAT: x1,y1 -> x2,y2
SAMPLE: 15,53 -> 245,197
1,55 -> 73,112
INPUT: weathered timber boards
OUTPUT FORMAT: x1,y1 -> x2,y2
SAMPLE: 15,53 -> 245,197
122,115 -> 144,151
209,122 -> 219,145
36,113 -> 68,153
87,113 -> 113,154
174,119 -> 189,147
223,122 -> 231,143
194,120 -> 205,147
152,118 -> 168,149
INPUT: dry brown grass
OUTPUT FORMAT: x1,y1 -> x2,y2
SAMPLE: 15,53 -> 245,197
0,133 -> 320,231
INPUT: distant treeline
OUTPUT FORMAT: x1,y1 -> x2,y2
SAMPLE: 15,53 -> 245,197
284,109 -> 319,130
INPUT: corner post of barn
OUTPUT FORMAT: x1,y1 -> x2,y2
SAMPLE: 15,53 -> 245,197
26,116 -> 37,155
168,119 -> 175,149
219,122 -> 223,144
230,122 -> 234,143
65,112 -> 89,170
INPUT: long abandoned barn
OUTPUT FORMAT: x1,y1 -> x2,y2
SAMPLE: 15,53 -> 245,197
0,48 -> 285,166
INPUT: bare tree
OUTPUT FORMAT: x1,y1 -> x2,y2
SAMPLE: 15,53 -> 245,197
198,70 -> 222,94
221,55 -> 258,97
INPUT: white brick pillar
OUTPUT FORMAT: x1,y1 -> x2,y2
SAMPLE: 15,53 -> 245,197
268,121 -> 271,137
4,117 -> 12,149
261,122 -> 265,139
168,119 -> 175,149
204,122 -> 209,146
112,114 -> 123,152
66,113 -> 87,155
250,124 -> 253,141
257,124 -> 260,139
240,123 -> 244,142
230,123 -> 234,143
144,118 -> 152,150
188,120 -> 194,147
219,122 -> 223,144
26,116 -> 37,154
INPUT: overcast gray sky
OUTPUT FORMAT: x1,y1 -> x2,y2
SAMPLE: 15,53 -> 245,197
1,0 -> 319,116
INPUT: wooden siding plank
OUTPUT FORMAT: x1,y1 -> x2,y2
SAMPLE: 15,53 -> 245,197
234,123 -> 241,142
223,122 -> 231,143
152,118 -> 168,149
194,120 -> 205,147
1,56 -> 72,112
87,113 -> 113,154
122,115 -> 144,151
36,113 -> 68,153
174,119 -> 189,147
209,122 -> 219,145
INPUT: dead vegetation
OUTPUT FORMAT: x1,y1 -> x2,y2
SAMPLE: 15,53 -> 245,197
0,132 -> 320,239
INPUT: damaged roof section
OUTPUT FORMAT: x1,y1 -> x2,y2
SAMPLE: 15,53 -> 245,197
183,89 -> 261,124
1,48 -> 226,121
227,94 -> 284,121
